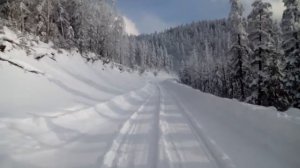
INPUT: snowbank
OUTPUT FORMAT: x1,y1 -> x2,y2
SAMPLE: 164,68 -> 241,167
0,26 -> 172,118
165,80 -> 300,168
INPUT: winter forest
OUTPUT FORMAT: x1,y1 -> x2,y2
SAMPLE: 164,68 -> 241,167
0,0 -> 299,111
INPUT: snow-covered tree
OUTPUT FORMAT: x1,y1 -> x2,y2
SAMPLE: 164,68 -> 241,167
246,0 -> 289,110
228,0 -> 251,100
247,0 -> 273,105
281,0 -> 300,108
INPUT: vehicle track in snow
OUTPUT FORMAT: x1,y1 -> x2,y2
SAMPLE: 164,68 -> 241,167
98,82 -> 234,168
0,82 -> 156,167
160,84 -> 235,168
2,79 -> 299,168
99,83 -> 161,168
158,85 -> 219,168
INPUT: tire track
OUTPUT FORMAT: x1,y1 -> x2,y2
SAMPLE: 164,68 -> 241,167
146,85 -> 161,168
98,84 -> 161,168
162,84 -> 236,168
158,85 -> 184,168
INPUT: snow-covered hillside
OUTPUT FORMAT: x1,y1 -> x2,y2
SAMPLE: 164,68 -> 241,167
0,27 -> 167,118
0,27 -> 300,168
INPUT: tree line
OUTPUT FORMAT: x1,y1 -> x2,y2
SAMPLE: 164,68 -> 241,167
0,0 -> 173,72
138,0 -> 299,111
177,0 -> 299,111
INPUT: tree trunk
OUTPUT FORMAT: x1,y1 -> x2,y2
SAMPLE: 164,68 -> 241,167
238,34 -> 245,100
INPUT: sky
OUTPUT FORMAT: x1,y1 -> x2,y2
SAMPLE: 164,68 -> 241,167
117,0 -> 285,35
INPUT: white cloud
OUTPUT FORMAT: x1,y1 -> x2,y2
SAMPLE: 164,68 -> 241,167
123,16 -> 140,36
241,0 -> 285,20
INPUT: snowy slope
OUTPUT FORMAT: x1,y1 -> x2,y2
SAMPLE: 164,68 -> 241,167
0,26 -> 156,118
0,27 -> 300,168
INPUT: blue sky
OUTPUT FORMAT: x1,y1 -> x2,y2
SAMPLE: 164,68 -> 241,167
117,0 -> 284,35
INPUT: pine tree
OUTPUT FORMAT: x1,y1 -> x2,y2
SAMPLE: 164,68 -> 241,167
228,0 -> 251,100
267,23 -> 290,111
247,0 -> 274,105
281,0 -> 300,108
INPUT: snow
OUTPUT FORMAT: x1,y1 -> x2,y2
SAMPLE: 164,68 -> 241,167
164,81 -> 300,168
0,27 -> 300,168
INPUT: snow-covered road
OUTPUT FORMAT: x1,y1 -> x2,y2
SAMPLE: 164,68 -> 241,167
0,42 -> 299,168
99,82 -> 224,168
1,79 -> 300,168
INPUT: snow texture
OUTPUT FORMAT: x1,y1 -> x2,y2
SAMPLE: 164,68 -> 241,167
0,28 -> 300,168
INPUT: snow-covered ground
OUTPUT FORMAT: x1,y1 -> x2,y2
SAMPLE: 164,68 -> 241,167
0,27 -> 300,168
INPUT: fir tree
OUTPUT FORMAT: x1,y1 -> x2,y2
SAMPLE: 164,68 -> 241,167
228,0 -> 251,100
281,0 -> 300,108
247,0 -> 274,105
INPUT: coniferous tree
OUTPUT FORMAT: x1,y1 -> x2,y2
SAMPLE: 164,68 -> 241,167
247,0 -> 289,110
281,0 -> 300,108
228,0 -> 251,100
247,0 -> 273,105
267,23 -> 290,110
